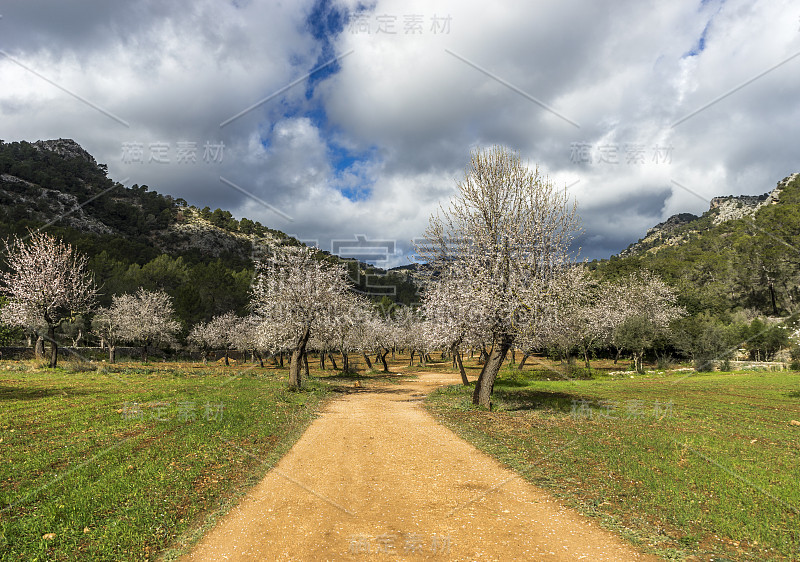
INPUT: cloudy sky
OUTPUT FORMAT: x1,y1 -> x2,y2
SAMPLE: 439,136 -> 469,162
1,0 -> 798,267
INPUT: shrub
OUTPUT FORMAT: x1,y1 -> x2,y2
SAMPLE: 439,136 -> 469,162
694,358 -> 715,372
63,360 -> 97,373
498,367 -> 530,386
656,354 -> 675,370
568,366 -> 595,380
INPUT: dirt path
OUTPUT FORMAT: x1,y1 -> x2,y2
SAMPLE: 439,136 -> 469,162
183,372 -> 656,561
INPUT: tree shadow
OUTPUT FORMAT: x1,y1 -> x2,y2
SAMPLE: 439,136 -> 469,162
494,388 -> 594,413
320,371 -> 410,384
494,378 -> 530,388
0,385 -> 90,401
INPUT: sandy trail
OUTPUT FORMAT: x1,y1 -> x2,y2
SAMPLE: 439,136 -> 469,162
183,372 -> 656,561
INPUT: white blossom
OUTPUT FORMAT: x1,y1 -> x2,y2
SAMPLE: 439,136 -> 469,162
0,230 -> 97,367
417,146 -> 580,406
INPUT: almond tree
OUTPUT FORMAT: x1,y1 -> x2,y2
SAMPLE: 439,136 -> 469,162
370,313 -> 398,373
5,304 -> 48,359
188,312 -> 240,365
252,305 -> 296,367
394,304 -> 426,366
344,294 -> 382,371
421,272 -> 491,385
187,319 -> 217,364
0,231 -> 97,367
113,288 -> 181,362
92,303 -> 127,363
250,245 -> 351,389
229,314 -> 267,366
608,271 -> 684,373
530,265 -> 601,370
417,146 -> 579,407
309,310 -> 338,370
323,291 -> 368,373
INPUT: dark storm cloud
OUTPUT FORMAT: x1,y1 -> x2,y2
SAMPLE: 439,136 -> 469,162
0,0 -> 798,264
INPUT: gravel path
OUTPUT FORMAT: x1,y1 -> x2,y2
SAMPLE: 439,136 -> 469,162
183,372 -> 656,560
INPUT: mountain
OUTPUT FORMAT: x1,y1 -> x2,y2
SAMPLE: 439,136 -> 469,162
619,176 -> 791,258
0,139 -> 418,327
594,172 -> 800,317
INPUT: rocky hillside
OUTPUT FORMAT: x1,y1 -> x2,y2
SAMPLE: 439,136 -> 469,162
0,138 -> 282,263
596,172 -> 800,317
0,139 -> 419,326
619,174 -> 795,258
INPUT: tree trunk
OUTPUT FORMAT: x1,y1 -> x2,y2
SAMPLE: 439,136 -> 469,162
634,351 -> 644,374
511,348 -> 516,366
518,353 -> 530,370
47,324 -> 58,368
472,334 -> 513,408
328,352 -> 338,371
409,350 -> 414,367
380,349 -> 389,372
363,353 -> 373,370
257,352 -> 264,368
342,351 -> 350,373
478,346 -> 489,365
582,346 -> 591,369
302,352 -> 310,377
142,344 -> 148,363
224,349 -> 230,366
288,327 -> 311,389
34,335 -> 45,359
451,342 -> 468,385
279,352 -> 284,367
561,350 -> 572,377
769,280 -> 778,316
320,351 -> 326,370
109,345 -> 116,364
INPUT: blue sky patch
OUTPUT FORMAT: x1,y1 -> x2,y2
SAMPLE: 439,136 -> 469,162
683,20 -> 711,57
305,0 -> 348,98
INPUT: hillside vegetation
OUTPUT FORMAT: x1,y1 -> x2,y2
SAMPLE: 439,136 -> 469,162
588,173 -> 800,367
0,139 -> 417,332
1,138 -> 799,367
596,173 -> 799,318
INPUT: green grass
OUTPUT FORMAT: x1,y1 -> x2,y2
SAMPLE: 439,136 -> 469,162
0,360 -> 330,561
425,364 -> 800,560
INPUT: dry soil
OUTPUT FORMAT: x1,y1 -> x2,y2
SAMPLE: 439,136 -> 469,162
182,371 -> 657,561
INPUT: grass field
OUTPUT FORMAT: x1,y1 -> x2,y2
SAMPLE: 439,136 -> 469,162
0,359 -> 338,561
425,359 -> 800,560
4,352 -> 799,561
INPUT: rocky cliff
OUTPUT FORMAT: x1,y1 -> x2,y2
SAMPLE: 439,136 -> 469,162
619,173 -> 798,257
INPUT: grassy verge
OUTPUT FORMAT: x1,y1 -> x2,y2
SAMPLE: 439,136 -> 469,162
425,364 -> 800,560
0,360 -> 330,561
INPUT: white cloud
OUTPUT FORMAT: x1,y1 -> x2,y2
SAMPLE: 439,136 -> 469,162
0,0 -> 798,263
